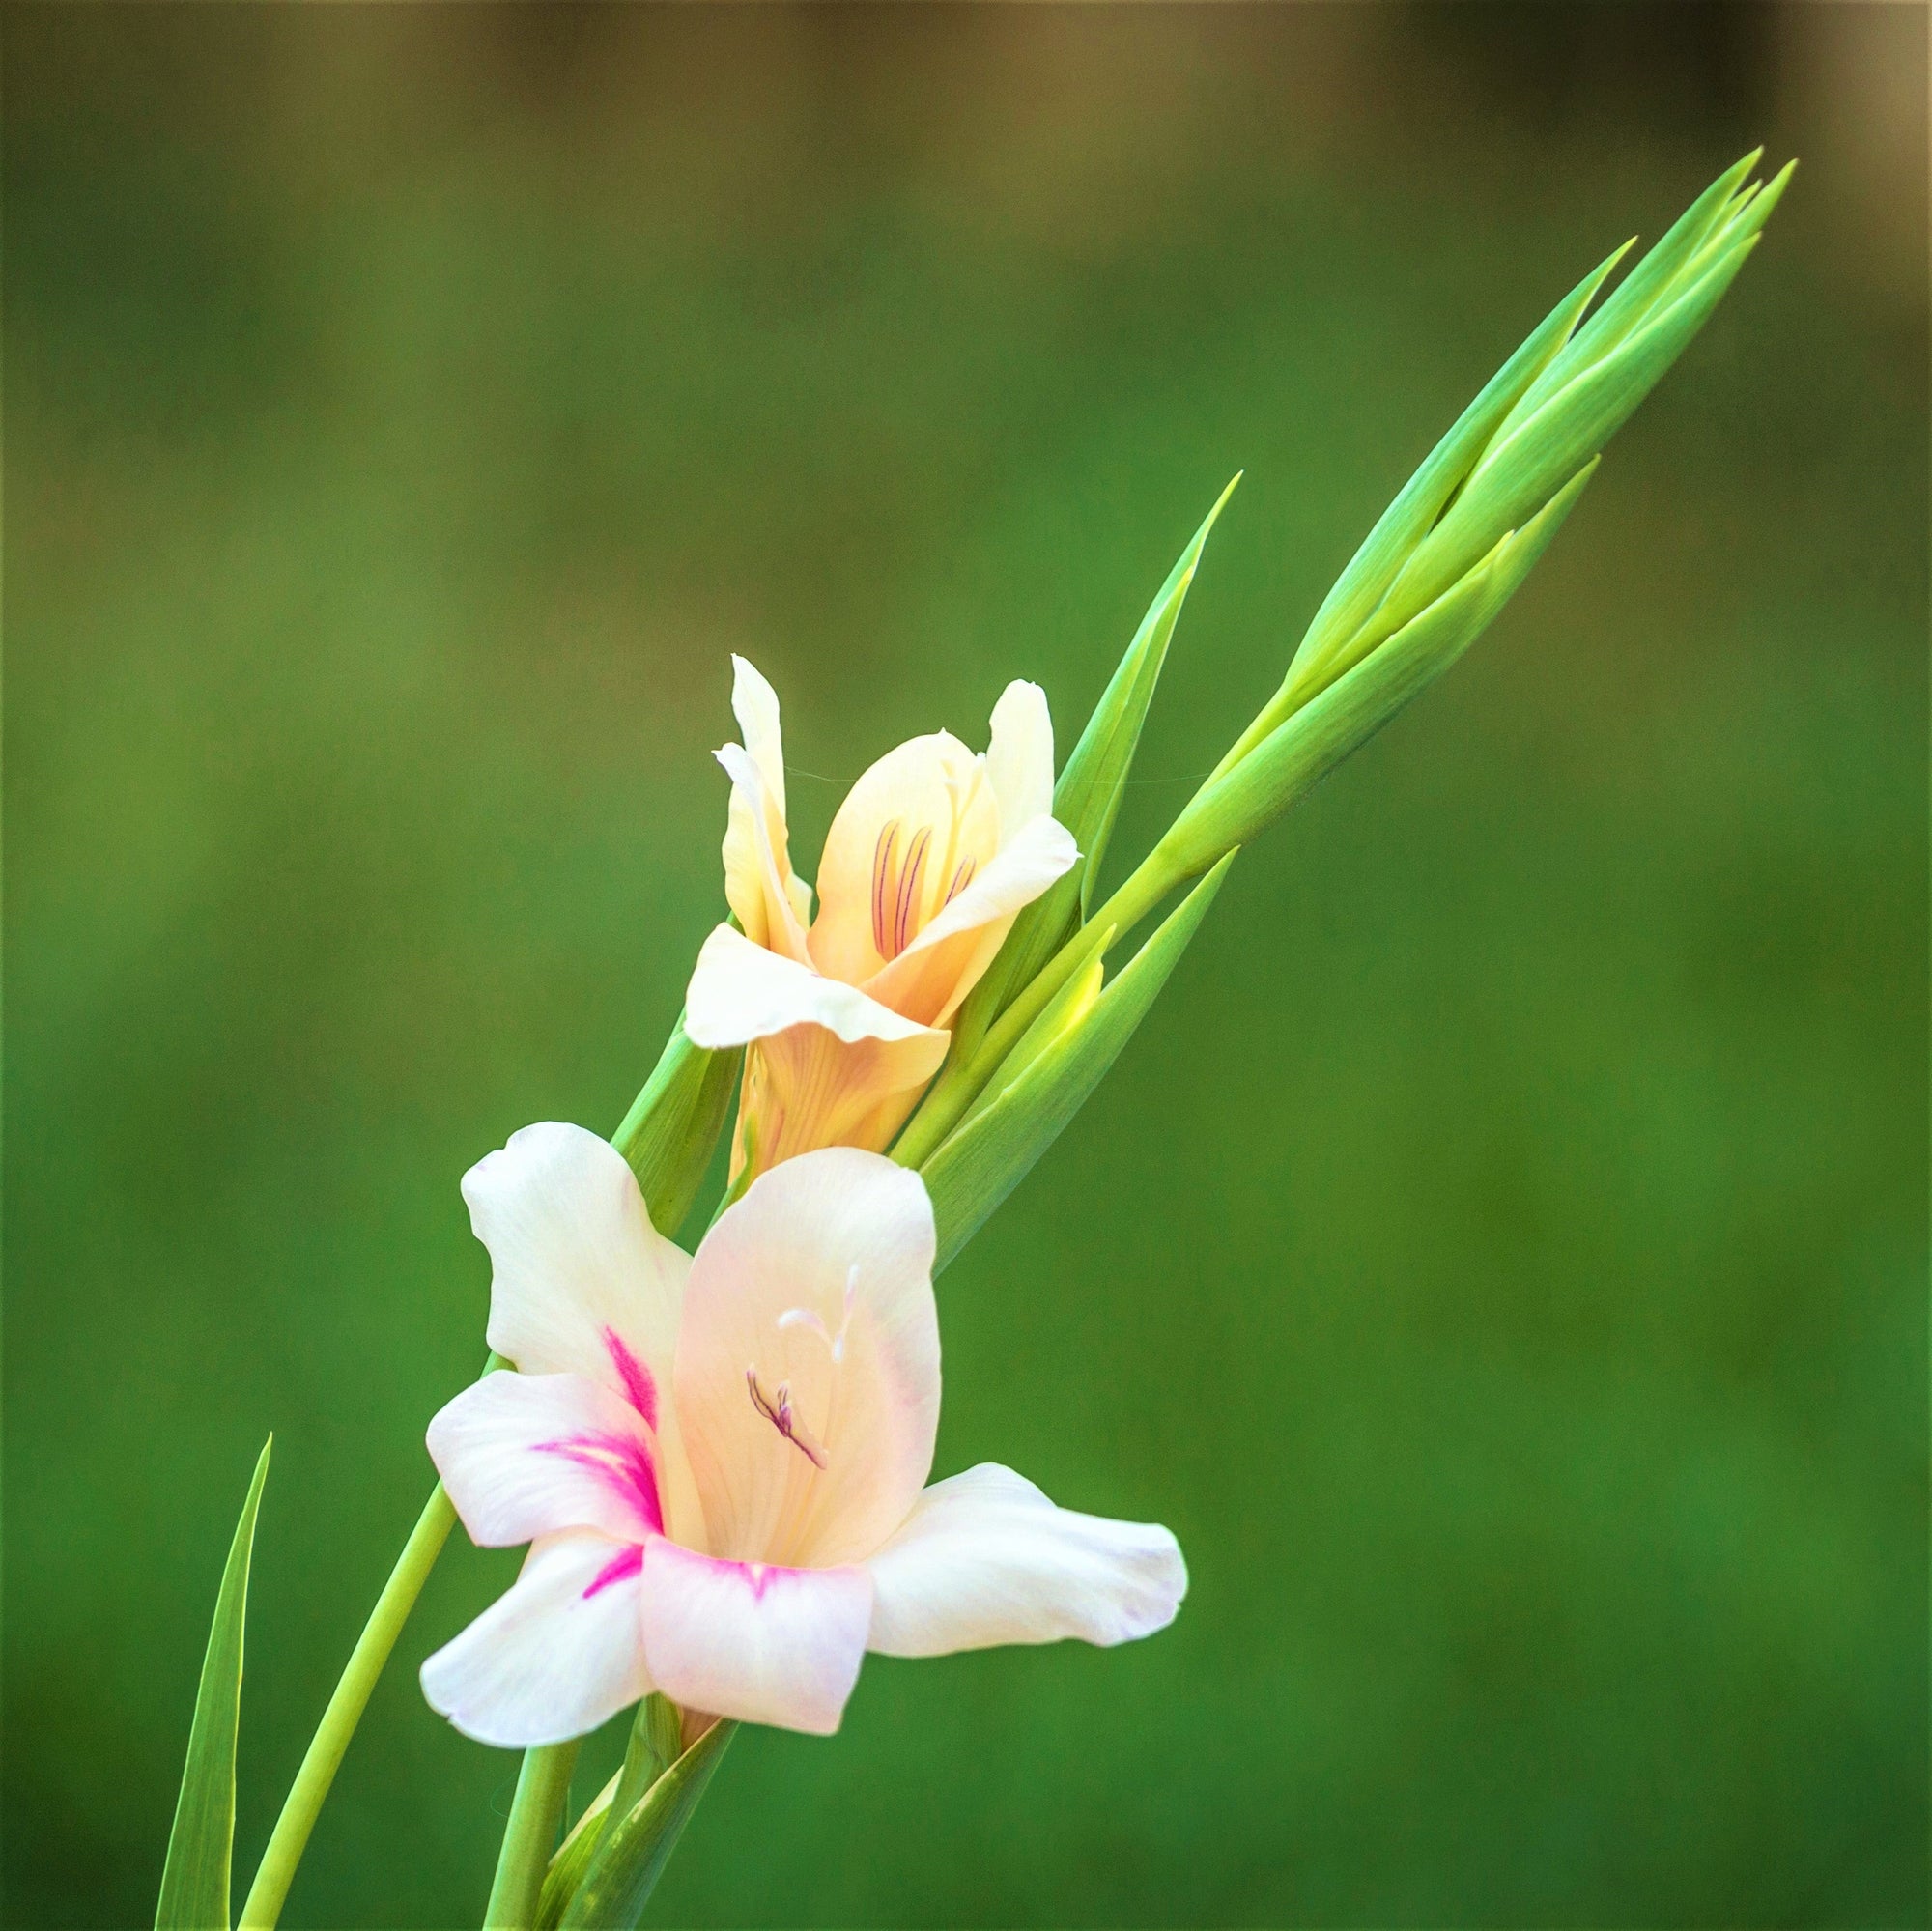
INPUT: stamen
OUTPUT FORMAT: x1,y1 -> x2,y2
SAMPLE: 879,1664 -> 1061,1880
894,826 -> 931,957
746,1366 -> 828,1468
870,820 -> 901,960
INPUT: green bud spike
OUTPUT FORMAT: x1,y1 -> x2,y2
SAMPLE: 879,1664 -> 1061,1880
1380,232 -> 1755,641
1281,239 -> 1628,705
919,854 -> 1235,1273
1145,462 -> 1596,888
1498,148 -> 1761,439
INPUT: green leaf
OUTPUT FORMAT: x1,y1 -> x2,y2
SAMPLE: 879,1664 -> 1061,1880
538,1694 -> 684,1927
1153,461 -> 1597,881
922,855 -> 1235,1272
560,1718 -> 737,1929
1061,474 -> 1242,916
611,1015 -> 742,1237
537,1773 -> 620,1931
156,1438 -> 272,1931
948,475 -> 1239,1065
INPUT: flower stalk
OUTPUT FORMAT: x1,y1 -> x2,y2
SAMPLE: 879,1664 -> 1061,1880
236,1483 -> 460,1929
483,1740 -> 582,1930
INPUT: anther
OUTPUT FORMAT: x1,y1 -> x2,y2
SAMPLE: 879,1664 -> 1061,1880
746,1366 -> 827,1468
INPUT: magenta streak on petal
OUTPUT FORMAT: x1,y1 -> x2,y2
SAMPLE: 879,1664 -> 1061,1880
603,1326 -> 658,1430
582,1545 -> 644,1600
718,1558 -> 790,1602
535,1431 -> 664,1536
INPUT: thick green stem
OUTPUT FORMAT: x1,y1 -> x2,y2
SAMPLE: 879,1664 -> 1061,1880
485,1740 -> 582,1929
237,1482 -> 460,1929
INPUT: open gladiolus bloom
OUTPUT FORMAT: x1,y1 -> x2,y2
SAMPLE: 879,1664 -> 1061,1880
685,657 -> 1078,1177
420,1124 -> 1184,1743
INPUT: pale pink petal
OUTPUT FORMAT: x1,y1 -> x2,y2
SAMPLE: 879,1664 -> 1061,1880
674,1150 -> 939,1570
984,680 -> 1055,835
866,1462 -> 1186,1657
638,1538 -> 872,1735
465,1122 -> 688,1423
420,1530 -> 651,1748
808,730 -> 1002,987
685,921 -> 947,1052
860,813 -> 1079,1028
427,1370 -> 663,1548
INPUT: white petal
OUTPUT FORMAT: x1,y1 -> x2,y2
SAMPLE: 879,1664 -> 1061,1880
420,1530 -> 651,1748
729,654 -> 787,819
866,1462 -> 1186,1657
985,679 -> 1055,837
675,1150 -> 939,1570
638,1538 -> 872,1735
685,922 -> 946,1050
464,1123 -> 689,1432
427,1370 -> 664,1548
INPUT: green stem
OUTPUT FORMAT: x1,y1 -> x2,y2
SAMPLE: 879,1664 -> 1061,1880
485,1740 -> 582,1930
237,1482 -> 459,1929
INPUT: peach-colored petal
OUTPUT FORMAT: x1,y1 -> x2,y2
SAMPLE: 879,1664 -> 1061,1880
722,658 -> 812,944
860,812 -> 1079,1028
733,1022 -> 949,1173
638,1538 -> 872,1735
808,731 -> 1002,987
428,1370 -> 664,1548
985,680 -> 1055,836
717,743 -> 811,962
866,1463 -> 1186,1657
420,1529 -> 652,1748
673,1150 -> 939,1571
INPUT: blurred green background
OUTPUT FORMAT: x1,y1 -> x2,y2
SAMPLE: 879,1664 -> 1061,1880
5,6 -> 1925,1926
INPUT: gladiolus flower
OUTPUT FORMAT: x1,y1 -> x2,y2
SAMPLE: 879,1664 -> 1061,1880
420,1123 -> 1185,1744
684,658 -> 1078,1176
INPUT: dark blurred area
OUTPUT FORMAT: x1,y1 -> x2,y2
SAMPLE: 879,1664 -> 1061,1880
4,6 -> 1924,1927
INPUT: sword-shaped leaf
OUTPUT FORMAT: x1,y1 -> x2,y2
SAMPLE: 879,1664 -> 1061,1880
156,1438 -> 272,1931
560,1717 -> 737,1929
949,476 -> 1239,1073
